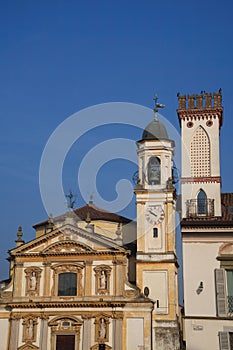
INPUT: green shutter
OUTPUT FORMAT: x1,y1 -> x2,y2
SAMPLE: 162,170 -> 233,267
215,269 -> 227,317
219,332 -> 229,350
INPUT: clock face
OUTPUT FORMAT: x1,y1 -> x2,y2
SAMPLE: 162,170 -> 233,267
145,205 -> 164,225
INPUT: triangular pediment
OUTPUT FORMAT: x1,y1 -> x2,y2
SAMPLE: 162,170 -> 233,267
10,223 -> 127,256
18,344 -> 39,350
41,240 -> 94,254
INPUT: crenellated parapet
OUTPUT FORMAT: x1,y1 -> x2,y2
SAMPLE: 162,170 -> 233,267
177,89 -> 223,127
177,89 -> 222,110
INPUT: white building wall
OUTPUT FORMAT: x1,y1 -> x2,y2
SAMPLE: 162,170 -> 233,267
183,242 -> 220,317
185,319 -> 233,350
0,318 -> 9,350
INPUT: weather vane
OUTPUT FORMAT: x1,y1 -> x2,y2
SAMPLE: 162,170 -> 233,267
66,190 -> 77,210
153,94 -> 165,114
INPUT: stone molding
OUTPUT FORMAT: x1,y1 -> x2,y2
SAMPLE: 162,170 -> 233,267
51,263 -> 84,297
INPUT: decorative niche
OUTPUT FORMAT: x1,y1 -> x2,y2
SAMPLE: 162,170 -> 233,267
24,267 -> 42,296
94,265 -> 112,295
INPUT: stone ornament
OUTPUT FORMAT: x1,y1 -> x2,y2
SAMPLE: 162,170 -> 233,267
22,315 -> 38,343
24,267 -> 42,296
94,265 -> 111,295
94,315 -> 110,343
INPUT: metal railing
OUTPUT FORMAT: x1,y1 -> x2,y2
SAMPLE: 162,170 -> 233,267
186,199 -> 214,218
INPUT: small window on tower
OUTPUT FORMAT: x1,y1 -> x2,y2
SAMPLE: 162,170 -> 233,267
148,156 -> 161,185
153,228 -> 158,238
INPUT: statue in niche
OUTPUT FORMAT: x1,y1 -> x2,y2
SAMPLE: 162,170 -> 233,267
29,272 -> 37,290
26,319 -> 34,339
99,318 -> 106,339
99,271 -> 106,289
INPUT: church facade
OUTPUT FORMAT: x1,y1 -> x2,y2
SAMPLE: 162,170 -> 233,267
0,206 -> 153,350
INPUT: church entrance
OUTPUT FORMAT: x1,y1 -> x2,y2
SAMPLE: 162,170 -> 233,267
56,335 -> 75,350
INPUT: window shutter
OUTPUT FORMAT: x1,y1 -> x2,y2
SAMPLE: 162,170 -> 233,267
215,269 -> 227,317
219,332 -> 229,350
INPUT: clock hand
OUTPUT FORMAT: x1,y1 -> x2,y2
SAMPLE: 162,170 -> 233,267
149,210 -> 157,217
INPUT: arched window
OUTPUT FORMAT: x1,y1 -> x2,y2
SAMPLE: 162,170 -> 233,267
197,189 -> 207,215
148,156 -> 160,185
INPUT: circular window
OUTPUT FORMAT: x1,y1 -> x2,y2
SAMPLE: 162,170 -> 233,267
206,120 -> 213,127
187,121 -> 194,128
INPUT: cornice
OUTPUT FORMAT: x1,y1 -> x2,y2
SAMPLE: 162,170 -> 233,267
8,301 -> 127,309
177,107 -> 223,119
181,176 -> 221,184
13,251 -> 128,258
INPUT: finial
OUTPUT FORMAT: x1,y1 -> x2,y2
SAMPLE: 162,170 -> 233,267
65,190 -> 77,210
153,94 -> 165,120
15,226 -> 25,247
85,211 -> 91,224
89,194 -> 94,204
115,223 -> 122,243
47,213 -> 54,230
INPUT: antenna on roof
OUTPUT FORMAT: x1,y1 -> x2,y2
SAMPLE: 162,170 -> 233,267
65,190 -> 77,210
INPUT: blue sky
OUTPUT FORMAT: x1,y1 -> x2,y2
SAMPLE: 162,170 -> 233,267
1,0 -> 233,279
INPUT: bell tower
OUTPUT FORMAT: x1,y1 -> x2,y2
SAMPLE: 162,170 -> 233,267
177,90 -> 223,219
135,100 -> 180,349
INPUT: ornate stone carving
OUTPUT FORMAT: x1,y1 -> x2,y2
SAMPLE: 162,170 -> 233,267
94,314 -> 110,343
0,290 -> 12,301
42,241 -> 93,254
22,315 -> 38,343
94,265 -> 111,295
18,344 -> 39,350
10,313 -> 21,320
24,267 -> 42,297
49,316 -> 82,350
123,289 -> 138,298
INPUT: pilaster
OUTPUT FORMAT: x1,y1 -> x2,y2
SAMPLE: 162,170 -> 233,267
9,314 -> 20,350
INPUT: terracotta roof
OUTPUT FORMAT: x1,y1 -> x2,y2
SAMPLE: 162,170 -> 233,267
33,203 -> 131,228
181,192 -> 233,227
221,193 -> 233,220
73,203 -> 131,223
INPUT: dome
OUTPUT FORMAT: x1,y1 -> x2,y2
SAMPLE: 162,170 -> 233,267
142,118 -> 169,140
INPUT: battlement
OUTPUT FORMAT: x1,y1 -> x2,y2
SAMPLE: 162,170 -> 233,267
177,89 -> 222,110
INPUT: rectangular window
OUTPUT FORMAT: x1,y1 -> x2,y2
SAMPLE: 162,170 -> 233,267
56,335 -> 75,350
153,228 -> 158,238
58,273 -> 77,296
